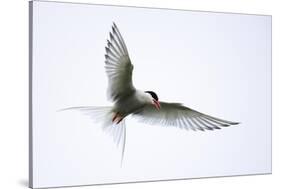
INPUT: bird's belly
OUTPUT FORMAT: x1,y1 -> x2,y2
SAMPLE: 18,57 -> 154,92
114,97 -> 145,116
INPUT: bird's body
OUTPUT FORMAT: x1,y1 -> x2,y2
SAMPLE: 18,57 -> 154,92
62,22 -> 240,164
112,90 -> 150,118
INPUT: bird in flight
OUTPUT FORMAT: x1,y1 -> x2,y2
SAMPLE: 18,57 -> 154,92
62,23 -> 239,164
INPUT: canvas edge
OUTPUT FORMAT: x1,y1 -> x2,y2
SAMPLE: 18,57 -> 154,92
30,173 -> 272,189
269,15 -> 273,174
29,1 -> 34,188
33,0 -> 272,17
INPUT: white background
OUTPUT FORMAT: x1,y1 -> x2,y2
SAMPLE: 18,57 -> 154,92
31,1 -> 271,188
0,0 -> 280,189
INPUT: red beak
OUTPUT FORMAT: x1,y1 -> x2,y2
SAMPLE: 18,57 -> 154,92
153,100 -> 161,110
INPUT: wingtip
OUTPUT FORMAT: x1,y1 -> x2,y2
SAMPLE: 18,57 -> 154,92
112,26 -> 117,34
56,107 -> 75,112
107,39 -> 112,46
226,122 -> 240,126
109,32 -> 114,39
113,22 -> 117,28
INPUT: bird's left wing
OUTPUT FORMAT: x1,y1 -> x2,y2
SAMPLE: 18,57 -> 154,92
105,23 -> 135,102
133,102 -> 239,131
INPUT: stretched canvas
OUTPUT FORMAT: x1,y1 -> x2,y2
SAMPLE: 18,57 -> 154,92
29,1 -> 272,188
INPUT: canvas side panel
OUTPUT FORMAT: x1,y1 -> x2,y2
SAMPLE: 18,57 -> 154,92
29,1 -> 34,188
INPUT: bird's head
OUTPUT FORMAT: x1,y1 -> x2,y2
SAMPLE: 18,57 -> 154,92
145,91 -> 161,110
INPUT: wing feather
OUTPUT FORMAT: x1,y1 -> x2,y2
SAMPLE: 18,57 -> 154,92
113,22 -> 129,54
105,23 -> 135,101
133,102 -> 239,131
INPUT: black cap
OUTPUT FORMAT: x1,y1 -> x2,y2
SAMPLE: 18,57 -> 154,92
145,91 -> 159,101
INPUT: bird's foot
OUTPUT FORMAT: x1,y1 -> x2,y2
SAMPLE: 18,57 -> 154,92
112,112 -> 123,124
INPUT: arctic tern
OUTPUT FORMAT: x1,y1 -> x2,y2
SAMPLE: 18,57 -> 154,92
62,23 -> 239,164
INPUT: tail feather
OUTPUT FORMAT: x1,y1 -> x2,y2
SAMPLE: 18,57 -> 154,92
59,106 -> 126,165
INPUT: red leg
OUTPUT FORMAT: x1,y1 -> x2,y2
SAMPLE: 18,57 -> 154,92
112,112 -> 124,124
116,117 -> 124,124
112,112 -> 119,122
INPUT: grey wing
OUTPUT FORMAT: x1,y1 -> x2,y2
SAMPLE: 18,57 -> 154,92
105,23 -> 135,102
133,102 -> 239,131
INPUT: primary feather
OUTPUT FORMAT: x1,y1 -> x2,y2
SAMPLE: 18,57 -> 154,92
105,23 -> 135,102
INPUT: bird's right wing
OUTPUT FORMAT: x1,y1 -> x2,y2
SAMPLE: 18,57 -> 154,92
105,23 -> 135,102
133,102 -> 239,131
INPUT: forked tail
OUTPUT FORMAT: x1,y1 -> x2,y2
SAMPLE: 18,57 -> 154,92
59,106 -> 126,166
